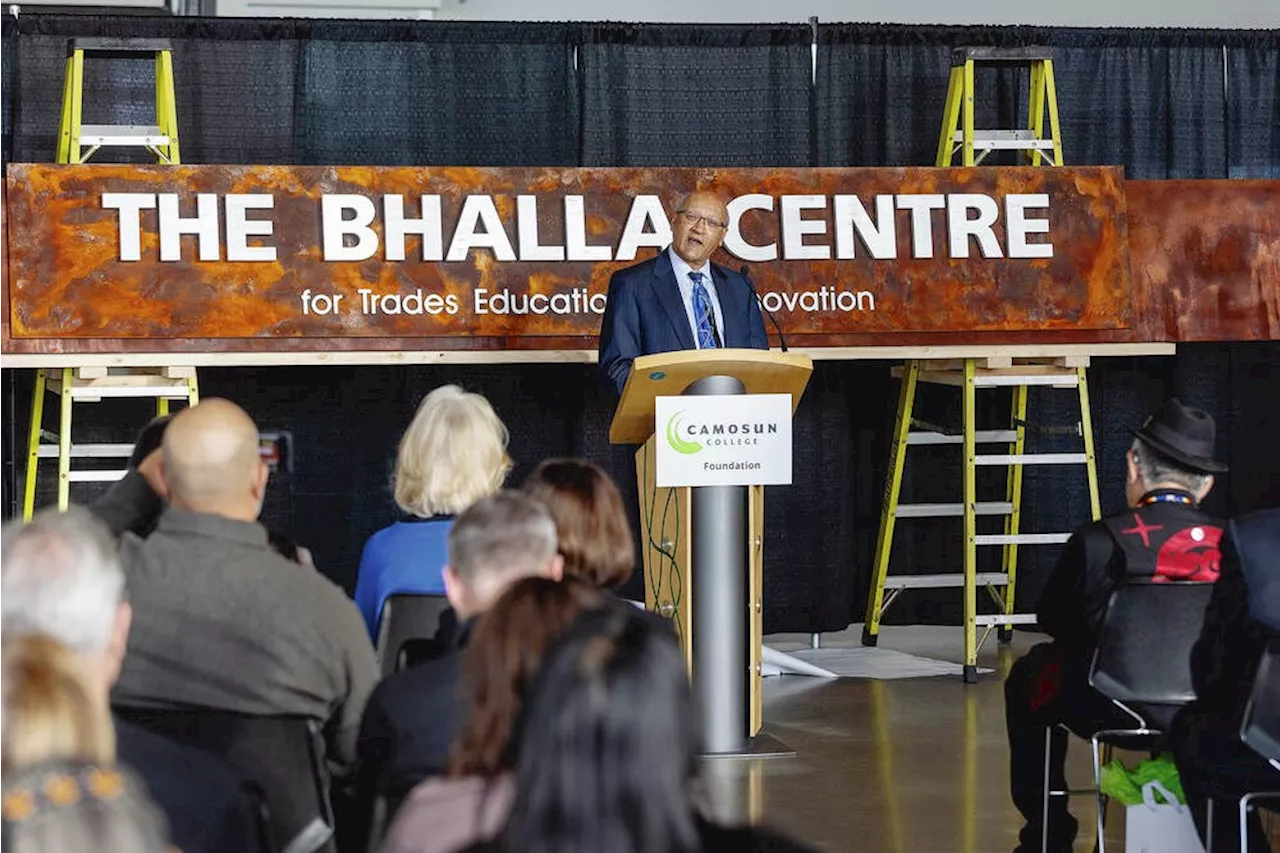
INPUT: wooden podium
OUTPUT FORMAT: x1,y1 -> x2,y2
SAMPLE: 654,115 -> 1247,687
609,348 -> 813,754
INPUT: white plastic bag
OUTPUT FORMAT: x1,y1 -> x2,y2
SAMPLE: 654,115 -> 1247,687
1125,779 -> 1206,853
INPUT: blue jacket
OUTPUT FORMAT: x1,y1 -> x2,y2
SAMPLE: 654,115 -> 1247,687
354,517 -> 452,638
597,250 -> 769,396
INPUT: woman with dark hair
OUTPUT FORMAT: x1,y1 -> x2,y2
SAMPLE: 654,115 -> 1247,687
460,607 -> 817,853
522,457 -> 634,590
379,576 -> 607,853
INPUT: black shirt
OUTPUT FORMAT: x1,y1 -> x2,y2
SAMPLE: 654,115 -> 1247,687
116,718 -> 262,853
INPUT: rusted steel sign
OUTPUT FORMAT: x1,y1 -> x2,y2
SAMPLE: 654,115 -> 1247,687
5,164 -> 1131,344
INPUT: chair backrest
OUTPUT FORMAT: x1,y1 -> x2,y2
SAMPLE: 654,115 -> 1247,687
1242,638 -> 1280,764
375,593 -> 452,676
114,707 -> 334,853
1090,580 -> 1215,709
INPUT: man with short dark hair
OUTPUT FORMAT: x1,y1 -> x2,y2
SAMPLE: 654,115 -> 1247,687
2,506 -> 261,853
1004,398 -> 1228,853
597,190 -> 769,396
356,491 -> 564,811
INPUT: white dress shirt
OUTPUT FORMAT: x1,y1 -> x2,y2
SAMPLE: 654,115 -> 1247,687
667,247 -> 726,349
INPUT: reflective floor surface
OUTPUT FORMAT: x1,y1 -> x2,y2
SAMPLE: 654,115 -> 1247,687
700,625 -> 1278,853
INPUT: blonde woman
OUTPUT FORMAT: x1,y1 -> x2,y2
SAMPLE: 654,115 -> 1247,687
2,635 -> 115,773
355,385 -> 512,637
1,634 -> 172,852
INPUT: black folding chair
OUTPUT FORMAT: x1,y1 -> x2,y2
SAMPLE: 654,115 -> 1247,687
1235,638 -> 1280,853
374,593 -> 453,676
115,707 -> 335,853
1083,579 -> 1215,853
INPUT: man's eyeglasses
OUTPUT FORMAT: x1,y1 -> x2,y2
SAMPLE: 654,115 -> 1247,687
677,211 -> 728,230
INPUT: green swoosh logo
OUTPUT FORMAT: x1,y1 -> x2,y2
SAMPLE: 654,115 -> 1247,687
666,412 -> 701,455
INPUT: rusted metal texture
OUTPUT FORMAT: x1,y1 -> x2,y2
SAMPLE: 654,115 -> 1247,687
5,164 -> 1133,353
1126,180 -> 1280,342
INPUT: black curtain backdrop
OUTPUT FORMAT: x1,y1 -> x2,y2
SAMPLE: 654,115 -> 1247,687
1,15 -> 1277,632
576,24 -> 814,167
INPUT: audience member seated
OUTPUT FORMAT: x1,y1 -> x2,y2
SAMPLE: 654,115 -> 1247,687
1,634 -> 172,853
458,605 -> 818,853
108,399 -> 378,776
356,491 -> 563,817
92,414 -> 315,566
522,457 -> 634,590
1004,398 -> 1226,853
1173,507 -> 1280,853
2,634 -> 116,773
381,576 -> 607,853
356,385 -> 512,638
2,505 -> 261,853
91,415 -> 171,539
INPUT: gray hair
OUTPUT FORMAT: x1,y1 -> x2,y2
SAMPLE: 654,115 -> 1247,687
447,491 -> 558,582
1130,438 -> 1212,494
2,506 -> 124,654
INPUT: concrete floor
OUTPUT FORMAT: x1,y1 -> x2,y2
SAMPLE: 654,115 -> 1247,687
699,624 -> 1276,853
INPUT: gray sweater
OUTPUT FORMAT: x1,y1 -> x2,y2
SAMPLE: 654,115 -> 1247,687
112,508 -> 378,774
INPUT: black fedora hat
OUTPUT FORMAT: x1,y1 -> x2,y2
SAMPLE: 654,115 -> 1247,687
1129,398 -> 1227,474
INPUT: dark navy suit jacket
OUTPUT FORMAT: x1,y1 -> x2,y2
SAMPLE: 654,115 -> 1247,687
597,249 -> 769,396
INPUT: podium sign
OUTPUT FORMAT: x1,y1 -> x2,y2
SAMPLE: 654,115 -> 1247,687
654,394 -> 793,488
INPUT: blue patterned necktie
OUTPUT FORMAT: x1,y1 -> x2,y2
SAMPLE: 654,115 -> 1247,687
689,271 -> 718,349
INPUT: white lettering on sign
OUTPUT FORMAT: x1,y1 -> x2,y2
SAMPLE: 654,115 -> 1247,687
384,195 -> 444,262
725,193 -> 778,262
615,195 -> 672,261
1006,193 -> 1053,259
103,189 -> 1058,264
225,194 -> 276,262
833,194 -> 896,260
322,195 -> 378,261
779,194 -> 830,261
101,192 -> 156,262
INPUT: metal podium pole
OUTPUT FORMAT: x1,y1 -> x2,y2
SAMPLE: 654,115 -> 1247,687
685,374 -> 748,754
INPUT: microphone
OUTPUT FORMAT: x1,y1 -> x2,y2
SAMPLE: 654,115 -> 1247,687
740,265 -> 788,353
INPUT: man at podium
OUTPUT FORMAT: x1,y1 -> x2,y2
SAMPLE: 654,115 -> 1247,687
597,190 -> 769,395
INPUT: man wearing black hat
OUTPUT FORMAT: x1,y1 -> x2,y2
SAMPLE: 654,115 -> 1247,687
1005,398 -> 1228,853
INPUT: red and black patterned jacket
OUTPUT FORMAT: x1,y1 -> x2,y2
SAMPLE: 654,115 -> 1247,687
1035,489 -> 1223,661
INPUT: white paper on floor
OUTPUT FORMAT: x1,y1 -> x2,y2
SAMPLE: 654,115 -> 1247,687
762,645 -> 994,679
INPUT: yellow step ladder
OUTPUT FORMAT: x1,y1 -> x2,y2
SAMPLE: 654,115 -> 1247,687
864,47 -> 1086,680
936,46 -> 1063,168
862,359 -> 1101,682
58,37 -> 181,164
24,38 -> 195,520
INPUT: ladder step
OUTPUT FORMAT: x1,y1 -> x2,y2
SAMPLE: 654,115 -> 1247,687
973,373 -> 1079,387
67,470 -> 128,483
975,453 -> 1088,466
915,371 -> 1078,389
78,125 -> 171,147
71,37 -> 173,55
953,130 -> 1057,151
976,533 -> 1072,546
906,430 -> 1019,445
974,613 -> 1040,626
64,385 -> 191,400
884,572 -> 1011,590
37,443 -> 135,459
952,46 -> 1053,64
895,502 -> 1014,518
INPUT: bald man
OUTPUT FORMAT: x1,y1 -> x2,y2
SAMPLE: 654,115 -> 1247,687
112,399 -> 378,775
597,190 -> 769,396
